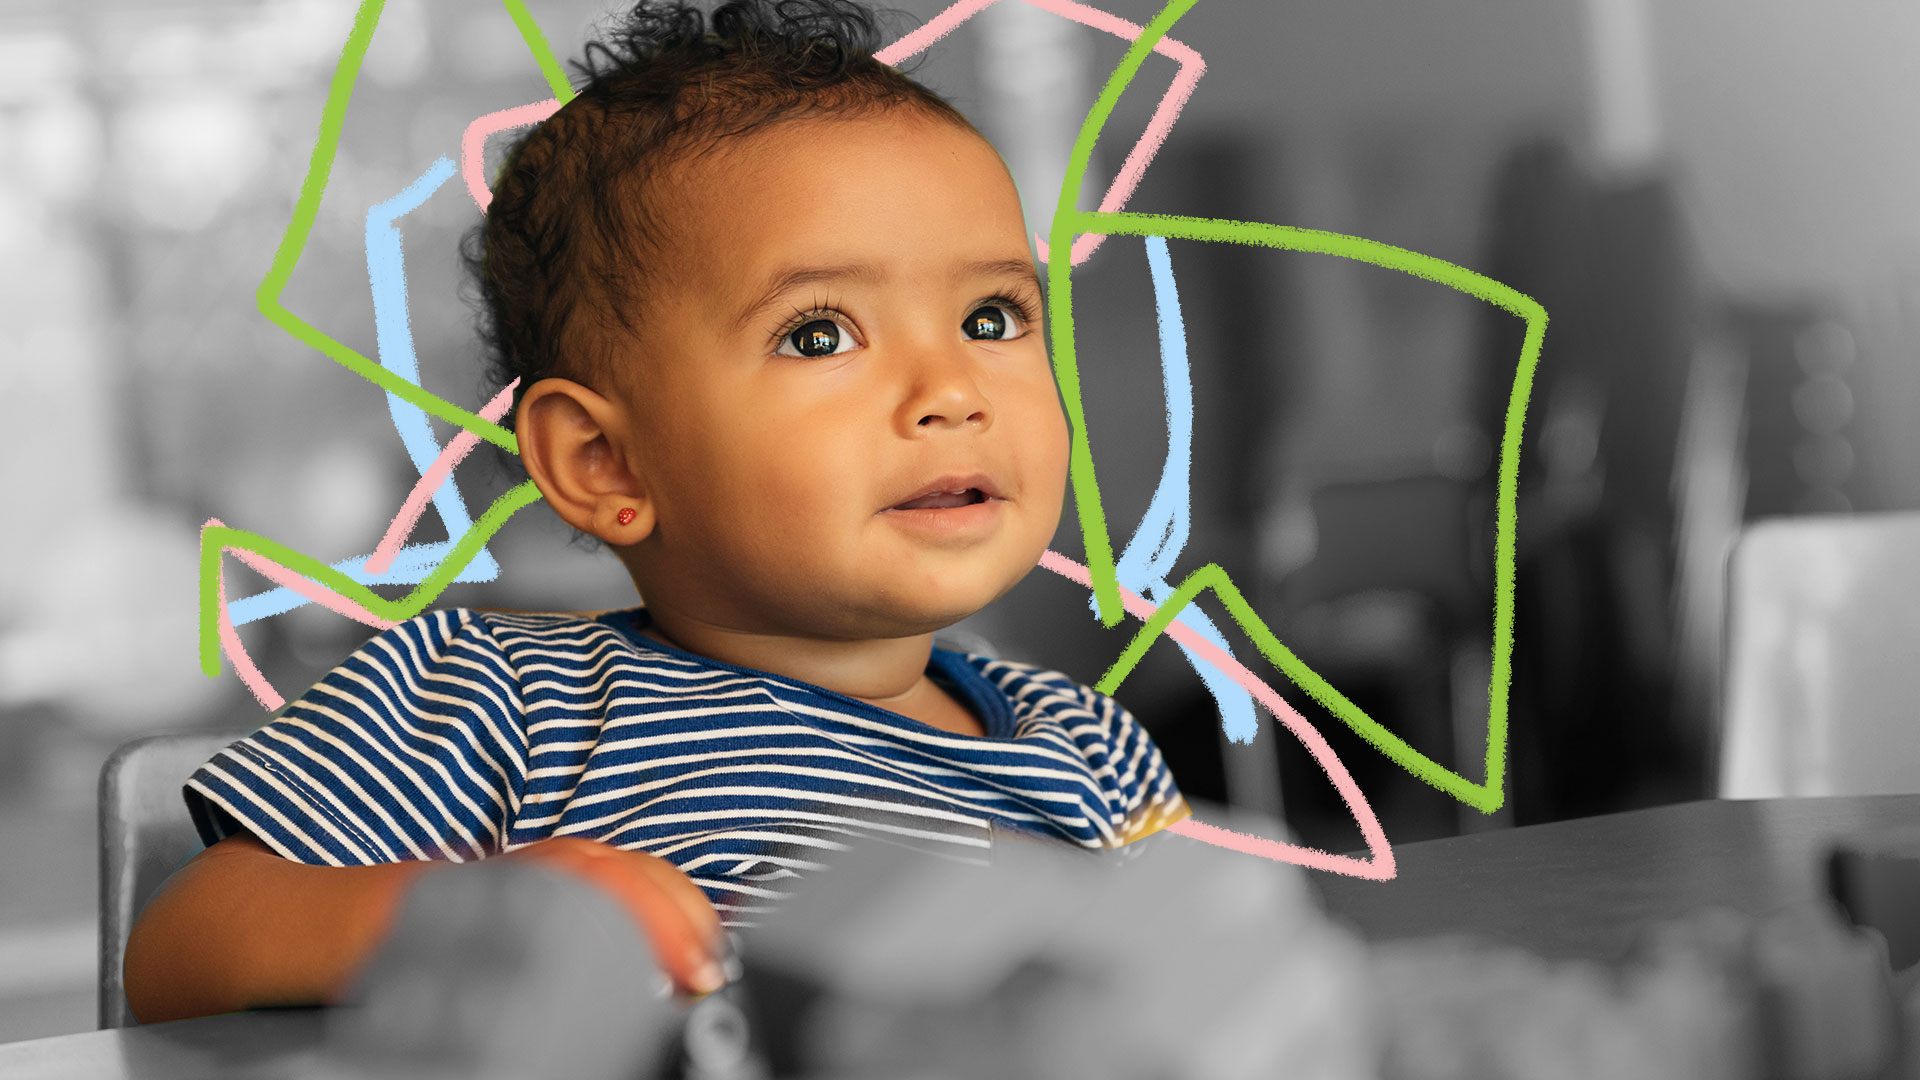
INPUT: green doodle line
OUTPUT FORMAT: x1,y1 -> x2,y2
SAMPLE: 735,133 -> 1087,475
254,0 -> 516,455
199,0 -> 575,676
207,0 -> 1544,816
201,482 -> 546,634
505,0 -> 579,103
1047,0 -> 1543,813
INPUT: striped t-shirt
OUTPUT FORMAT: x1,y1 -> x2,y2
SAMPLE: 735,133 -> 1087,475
185,607 -> 1189,925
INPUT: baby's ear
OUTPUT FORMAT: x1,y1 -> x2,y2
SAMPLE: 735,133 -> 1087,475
514,378 -> 654,544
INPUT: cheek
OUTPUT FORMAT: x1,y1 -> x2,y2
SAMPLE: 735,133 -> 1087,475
723,397 -> 862,520
649,388 -> 792,543
1046,393 -> 1071,467
998,376 -> 1071,539
1022,381 -> 1072,484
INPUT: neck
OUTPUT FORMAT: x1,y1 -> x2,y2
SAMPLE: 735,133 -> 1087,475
637,604 -> 937,707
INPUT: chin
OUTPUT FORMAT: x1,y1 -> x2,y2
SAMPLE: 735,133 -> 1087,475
838,547 -> 1042,637
874,590 -> 1002,639
891,603 -> 992,639
908,567 -> 1034,633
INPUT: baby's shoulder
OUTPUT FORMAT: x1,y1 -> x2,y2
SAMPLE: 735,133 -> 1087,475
963,654 -> 1128,724
347,607 -> 637,675
323,608 -> 650,727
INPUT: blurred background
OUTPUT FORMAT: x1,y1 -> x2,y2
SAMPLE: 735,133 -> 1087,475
3,0 -> 1918,1043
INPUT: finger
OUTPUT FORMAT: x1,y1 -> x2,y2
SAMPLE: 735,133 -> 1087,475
629,853 -> 726,956
550,840 -> 724,954
518,839 -> 725,994
596,852 -> 728,994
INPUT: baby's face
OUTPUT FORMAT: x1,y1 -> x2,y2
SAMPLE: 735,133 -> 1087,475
612,110 -> 1070,640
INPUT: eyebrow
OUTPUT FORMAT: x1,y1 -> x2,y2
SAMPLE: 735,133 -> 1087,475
730,257 -> 1044,334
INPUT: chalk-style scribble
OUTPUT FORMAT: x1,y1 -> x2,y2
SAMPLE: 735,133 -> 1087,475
208,380 -> 514,709
199,0 -> 1546,872
875,0 -> 1205,268
462,100 -> 563,213
216,158 -> 512,637
366,382 -> 517,576
1045,0 -> 1543,816
1043,550 -> 1394,878
1097,235 -> 1260,745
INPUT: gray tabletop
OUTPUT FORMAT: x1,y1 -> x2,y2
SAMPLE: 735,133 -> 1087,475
0,1009 -> 326,1080
11,796 -> 1915,1076
1315,794 -> 1920,961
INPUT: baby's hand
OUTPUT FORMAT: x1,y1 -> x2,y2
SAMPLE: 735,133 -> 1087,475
322,849 -> 699,1080
505,835 -> 730,996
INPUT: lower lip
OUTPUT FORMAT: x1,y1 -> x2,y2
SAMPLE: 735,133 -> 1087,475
879,497 -> 1006,536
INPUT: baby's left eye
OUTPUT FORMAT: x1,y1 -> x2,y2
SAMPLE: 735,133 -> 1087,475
963,304 -> 1028,342
776,316 -> 859,358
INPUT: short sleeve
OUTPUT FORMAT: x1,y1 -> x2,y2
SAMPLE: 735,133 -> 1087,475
185,609 -> 531,866
1082,685 -> 1191,845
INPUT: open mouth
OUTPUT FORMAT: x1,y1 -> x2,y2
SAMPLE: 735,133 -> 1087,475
891,488 -> 989,511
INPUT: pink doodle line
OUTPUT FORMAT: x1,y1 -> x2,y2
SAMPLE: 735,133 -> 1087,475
461,100 -> 562,212
214,567 -> 285,712
1038,549 -> 1396,879
366,380 -> 518,573
209,379 -> 516,709
247,2 -> 1363,873
208,372 -> 1395,873
218,521 -> 1397,875
458,0 -> 1203,270
208,517 -> 395,711
874,0 -> 1206,267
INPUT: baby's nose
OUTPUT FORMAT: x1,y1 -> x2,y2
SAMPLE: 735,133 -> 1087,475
906,352 -> 993,430
918,401 -> 989,427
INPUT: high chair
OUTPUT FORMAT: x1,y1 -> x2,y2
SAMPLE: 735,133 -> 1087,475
96,729 -> 250,1027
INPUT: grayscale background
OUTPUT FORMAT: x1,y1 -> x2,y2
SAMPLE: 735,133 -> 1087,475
2,0 -> 1916,1043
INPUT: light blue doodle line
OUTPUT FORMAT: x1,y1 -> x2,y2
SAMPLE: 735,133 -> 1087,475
228,541 -> 484,623
1093,236 -> 1259,743
368,157 -> 484,505
231,158 -> 499,626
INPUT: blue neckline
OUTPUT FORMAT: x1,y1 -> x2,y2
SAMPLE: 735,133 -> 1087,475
594,608 -> 1015,740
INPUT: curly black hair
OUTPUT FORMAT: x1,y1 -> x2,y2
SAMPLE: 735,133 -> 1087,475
462,0 -> 975,453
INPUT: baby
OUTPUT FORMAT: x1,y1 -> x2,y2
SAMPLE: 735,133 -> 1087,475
124,0 -> 1189,1025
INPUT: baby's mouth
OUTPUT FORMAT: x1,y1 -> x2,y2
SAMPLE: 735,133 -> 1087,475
891,489 -> 988,511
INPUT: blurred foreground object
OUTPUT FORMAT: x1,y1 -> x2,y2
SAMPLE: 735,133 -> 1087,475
1831,826 -> 1920,971
314,858 -> 684,1080
1375,902 -> 1899,1080
306,815 -> 1915,1079
1719,512 -> 1920,797
740,818 -> 1912,1079
739,821 -> 1374,1080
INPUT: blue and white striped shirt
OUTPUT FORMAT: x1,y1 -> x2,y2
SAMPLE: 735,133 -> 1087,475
186,607 -> 1189,924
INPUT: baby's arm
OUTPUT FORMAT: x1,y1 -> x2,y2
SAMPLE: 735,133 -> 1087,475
123,832 -> 725,1024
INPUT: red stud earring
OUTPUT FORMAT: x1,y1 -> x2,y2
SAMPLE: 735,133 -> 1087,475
616,508 -> 637,526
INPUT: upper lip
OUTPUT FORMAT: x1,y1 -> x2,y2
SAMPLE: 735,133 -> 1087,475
883,472 -> 1007,510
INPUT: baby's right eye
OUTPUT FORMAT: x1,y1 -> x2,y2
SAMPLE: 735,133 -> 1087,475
777,317 -> 858,358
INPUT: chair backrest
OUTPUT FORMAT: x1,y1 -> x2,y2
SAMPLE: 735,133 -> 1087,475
97,730 -> 248,1028
1719,512 -> 1920,798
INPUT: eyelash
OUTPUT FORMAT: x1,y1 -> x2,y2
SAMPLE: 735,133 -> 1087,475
769,288 -> 1044,352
